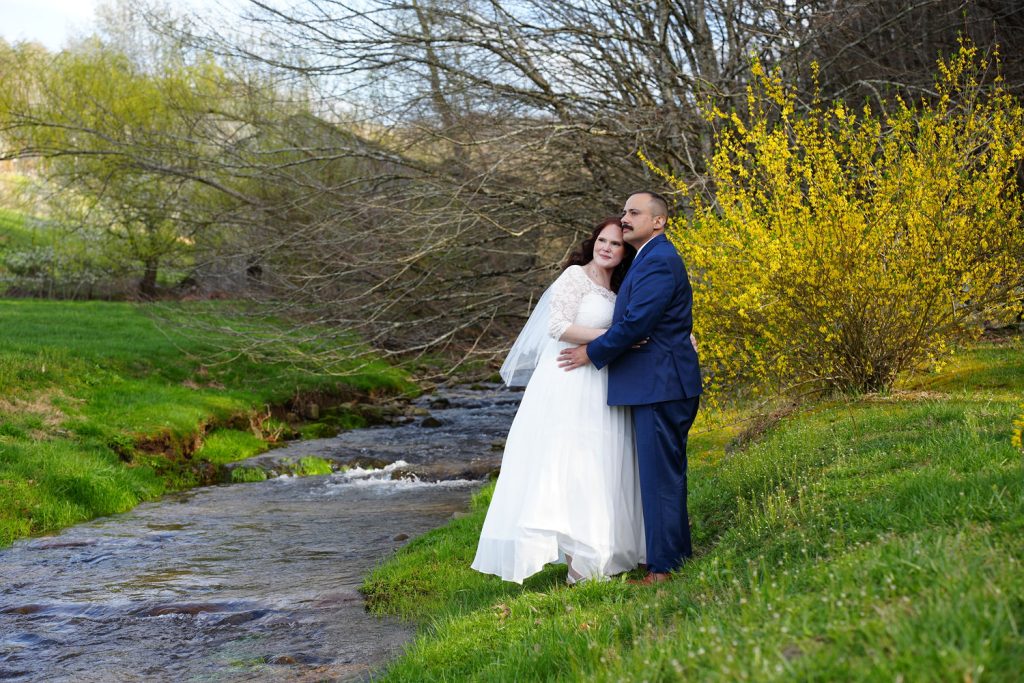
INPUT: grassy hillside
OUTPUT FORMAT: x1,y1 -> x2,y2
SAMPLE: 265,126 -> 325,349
362,336 -> 1024,681
0,298 -> 414,547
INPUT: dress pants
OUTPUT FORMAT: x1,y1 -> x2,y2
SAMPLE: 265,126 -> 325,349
632,395 -> 700,573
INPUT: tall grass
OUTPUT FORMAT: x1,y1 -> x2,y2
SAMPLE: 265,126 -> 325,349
362,337 -> 1024,681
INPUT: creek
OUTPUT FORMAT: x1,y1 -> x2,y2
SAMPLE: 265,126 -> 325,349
0,384 -> 520,682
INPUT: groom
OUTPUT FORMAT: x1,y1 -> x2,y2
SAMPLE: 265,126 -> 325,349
558,191 -> 702,585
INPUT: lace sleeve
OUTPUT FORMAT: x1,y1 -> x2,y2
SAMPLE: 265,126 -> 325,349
547,266 -> 588,340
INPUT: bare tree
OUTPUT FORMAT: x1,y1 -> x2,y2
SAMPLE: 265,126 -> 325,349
152,0 -> 838,370
800,0 -> 1024,102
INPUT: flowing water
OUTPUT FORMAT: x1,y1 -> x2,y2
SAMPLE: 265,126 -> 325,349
0,384 -> 521,682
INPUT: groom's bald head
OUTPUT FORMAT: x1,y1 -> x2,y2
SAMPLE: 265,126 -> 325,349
632,191 -> 669,220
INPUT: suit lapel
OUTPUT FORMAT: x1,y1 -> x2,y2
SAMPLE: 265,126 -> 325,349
632,234 -> 666,267
614,235 -> 665,322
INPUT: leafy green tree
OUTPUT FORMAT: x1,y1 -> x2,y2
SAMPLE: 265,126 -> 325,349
0,32 -> 230,297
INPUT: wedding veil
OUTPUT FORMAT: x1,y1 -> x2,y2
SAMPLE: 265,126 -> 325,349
499,284 -> 556,387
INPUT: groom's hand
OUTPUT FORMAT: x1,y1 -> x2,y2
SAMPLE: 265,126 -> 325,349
558,345 -> 591,371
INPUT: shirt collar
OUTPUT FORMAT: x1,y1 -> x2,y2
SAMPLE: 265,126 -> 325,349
633,233 -> 661,260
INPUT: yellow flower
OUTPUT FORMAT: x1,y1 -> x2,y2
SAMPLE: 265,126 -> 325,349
661,39 -> 1024,398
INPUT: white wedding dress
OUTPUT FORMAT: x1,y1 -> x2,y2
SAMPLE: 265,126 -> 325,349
472,265 -> 645,584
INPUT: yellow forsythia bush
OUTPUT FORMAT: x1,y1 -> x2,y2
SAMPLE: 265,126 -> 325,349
660,42 -> 1024,397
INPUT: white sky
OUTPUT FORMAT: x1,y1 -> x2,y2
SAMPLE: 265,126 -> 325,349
1,0 -> 102,50
0,0 -> 259,51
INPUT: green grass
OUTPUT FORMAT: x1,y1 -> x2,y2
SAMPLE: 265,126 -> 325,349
0,437 -> 164,543
296,456 -> 333,476
229,467 -> 269,484
362,337 -> 1024,681
0,298 -> 414,547
193,429 -> 268,466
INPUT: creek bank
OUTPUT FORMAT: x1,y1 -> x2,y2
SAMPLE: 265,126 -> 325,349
224,383 -> 522,484
125,385 -> 429,487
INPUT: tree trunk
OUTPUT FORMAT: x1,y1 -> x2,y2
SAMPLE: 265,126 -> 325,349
140,258 -> 159,299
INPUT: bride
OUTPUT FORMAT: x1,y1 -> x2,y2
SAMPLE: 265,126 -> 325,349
471,217 -> 645,584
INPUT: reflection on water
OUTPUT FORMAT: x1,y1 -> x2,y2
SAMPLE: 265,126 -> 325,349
0,385 -> 521,682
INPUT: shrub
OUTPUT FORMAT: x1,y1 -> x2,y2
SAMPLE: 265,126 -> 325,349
660,42 -> 1024,397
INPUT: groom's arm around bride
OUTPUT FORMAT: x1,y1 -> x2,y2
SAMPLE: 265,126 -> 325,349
559,191 -> 702,583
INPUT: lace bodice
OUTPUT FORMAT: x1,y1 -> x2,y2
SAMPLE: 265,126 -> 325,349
547,265 -> 617,340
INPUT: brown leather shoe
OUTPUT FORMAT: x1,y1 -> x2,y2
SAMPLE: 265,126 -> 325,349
628,571 -> 671,586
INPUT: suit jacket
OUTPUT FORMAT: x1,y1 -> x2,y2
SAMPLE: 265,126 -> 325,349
587,234 -> 702,406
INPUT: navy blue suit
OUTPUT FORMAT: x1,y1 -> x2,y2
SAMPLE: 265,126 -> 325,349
587,234 -> 702,573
